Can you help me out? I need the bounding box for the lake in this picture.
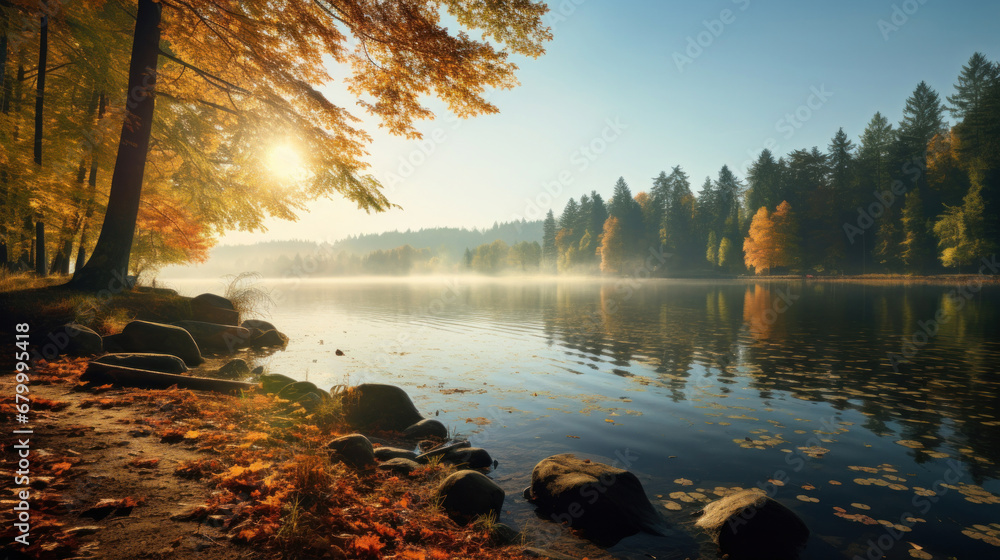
[163,276,1000,559]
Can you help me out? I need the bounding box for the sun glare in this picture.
[267,144,305,181]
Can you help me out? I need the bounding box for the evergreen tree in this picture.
[542,209,558,271]
[608,177,643,254]
[463,247,473,269]
[663,166,694,263]
[898,81,946,158]
[746,150,783,216]
[828,128,855,196]
[947,52,1000,120]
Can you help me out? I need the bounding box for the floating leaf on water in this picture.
[854,478,873,486]
[905,517,926,523]
[883,474,906,482]
[796,495,819,503]
[851,503,871,510]
[767,478,785,487]
[908,548,932,559]
[802,483,816,491]
[913,487,937,497]
[895,440,924,449]
[829,480,842,485]
[888,483,909,491]
[848,466,879,473]
[663,501,682,511]
[797,446,830,459]
[925,451,949,459]
[674,478,693,486]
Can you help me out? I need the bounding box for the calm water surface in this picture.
[166,277,1000,559]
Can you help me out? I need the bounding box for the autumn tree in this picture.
[65,0,551,290]
[743,206,776,274]
[597,216,625,274]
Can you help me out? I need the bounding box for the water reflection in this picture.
[540,280,1000,481]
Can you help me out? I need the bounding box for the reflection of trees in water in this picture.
[538,281,1000,478]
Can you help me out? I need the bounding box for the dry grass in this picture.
[223,271,274,321]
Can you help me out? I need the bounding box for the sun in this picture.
[266,144,305,181]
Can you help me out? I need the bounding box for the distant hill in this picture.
[159,220,543,278]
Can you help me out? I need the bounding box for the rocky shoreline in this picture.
[10,289,814,560]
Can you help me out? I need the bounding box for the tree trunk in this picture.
[35,221,45,276]
[34,3,48,166]
[68,0,162,291]
[75,232,86,273]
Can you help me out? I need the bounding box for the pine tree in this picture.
[542,209,557,271]
[900,191,934,272]
[746,150,782,215]
[898,81,946,157]
[828,128,855,196]
[608,177,643,254]
[947,52,1000,120]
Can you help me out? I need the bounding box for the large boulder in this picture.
[172,320,251,353]
[525,453,667,545]
[120,321,204,366]
[436,471,504,524]
[340,384,423,431]
[327,434,375,469]
[93,353,188,374]
[695,489,809,560]
[61,323,104,356]
[190,293,239,326]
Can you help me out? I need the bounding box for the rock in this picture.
[102,333,127,353]
[327,434,375,469]
[341,384,423,431]
[120,320,204,366]
[695,488,809,560]
[525,453,667,545]
[251,329,289,348]
[436,470,504,524]
[260,373,296,394]
[292,392,324,412]
[217,359,250,378]
[62,323,103,356]
[277,380,328,402]
[488,523,520,546]
[415,440,470,463]
[251,365,265,375]
[193,293,235,310]
[403,418,448,439]
[93,353,188,374]
[240,319,277,332]
[377,458,421,475]
[335,349,345,356]
[443,447,493,469]
[373,447,419,462]
[172,320,251,352]
[191,293,239,326]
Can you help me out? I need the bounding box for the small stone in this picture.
[403,418,448,439]
[327,434,375,469]
[377,458,421,475]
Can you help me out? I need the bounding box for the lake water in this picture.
[164,276,1000,559]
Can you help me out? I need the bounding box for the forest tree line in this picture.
[542,53,1000,276]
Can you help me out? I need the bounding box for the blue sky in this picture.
[221,0,1000,246]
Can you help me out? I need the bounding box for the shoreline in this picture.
[0,285,620,560]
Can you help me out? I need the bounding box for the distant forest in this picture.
[161,221,544,278]
[167,53,1000,280]
[543,52,1000,277]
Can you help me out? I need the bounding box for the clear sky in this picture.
[220,0,1000,246]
